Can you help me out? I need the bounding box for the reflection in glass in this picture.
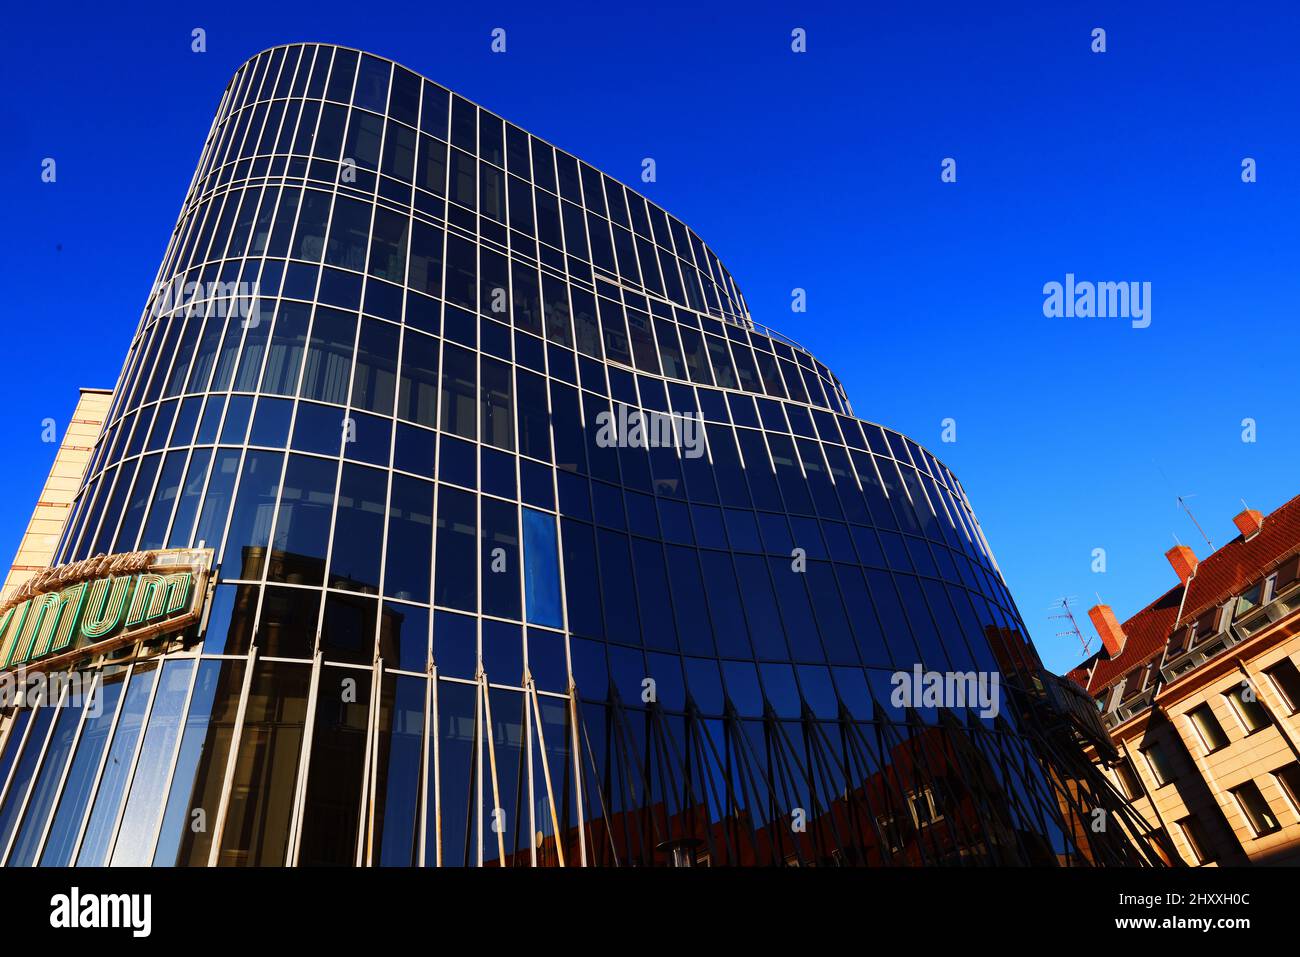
[217,661,310,865]
[75,663,158,866]
[40,672,127,866]
[373,674,425,865]
[6,691,85,865]
[111,660,196,865]
[298,665,372,865]
[432,680,477,866]
[163,660,246,866]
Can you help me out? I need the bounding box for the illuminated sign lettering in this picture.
[0,548,214,674]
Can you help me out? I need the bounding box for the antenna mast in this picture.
[1177,494,1214,551]
[1050,597,1092,656]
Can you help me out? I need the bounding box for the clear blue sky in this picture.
[3,1,1297,675]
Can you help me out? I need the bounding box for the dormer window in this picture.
[1187,605,1224,649]
[1238,582,1265,615]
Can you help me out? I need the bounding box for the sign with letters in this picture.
[0,548,214,674]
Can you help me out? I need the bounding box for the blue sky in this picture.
[3,1,1297,675]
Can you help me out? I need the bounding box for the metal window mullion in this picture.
[545,378,582,867]
[239,256,287,402]
[479,672,506,865]
[359,656,382,866]
[180,297,223,404]
[523,676,536,866]
[117,451,165,555]
[195,192,238,276]
[0,681,71,865]
[101,655,169,865]
[154,445,203,553]
[205,228,264,389]
[208,443,256,563]
[66,663,137,865]
[86,460,138,557]
[69,466,114,561]
[53,485,87,566]
[528,680,564,866]
[250,420,301,594]
[169,196,212,284]
[286,650,323,865]
[421,152,446,867]
[235,55,283,161]
[315,407,362,615]
[29,671,102,865]
[236,97,276,171]
[139,654,204,865]
[253,60,301,163]
[0,709,25,788]
[926,471,962,534]
[473,672,483,866]
[568,690,587,866]
[254,46,287,103]
[205,643,259,865]
[137,320,190,438]
[427,662,439,867]
[574,697,616,865]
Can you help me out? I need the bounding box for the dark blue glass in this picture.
[522,508,562,628]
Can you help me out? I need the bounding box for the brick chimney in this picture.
[1088,604,1126,658]
[1165,544,1198,585]
[1233,508,1263,539]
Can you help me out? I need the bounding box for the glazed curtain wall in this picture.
[0,45,1156,867]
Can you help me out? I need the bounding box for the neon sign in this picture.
[0,548,213,674]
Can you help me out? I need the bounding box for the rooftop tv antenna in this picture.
[1176,493,1214,552]
[1154,462,1216,552]
[1050,596,1092,656]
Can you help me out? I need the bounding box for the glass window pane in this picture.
[329,464,388,593]
[321,593,378,665]
[0,705,55,858]
[374,674,425,866]
[297,665,372,864]
[439,343,476,440]
[300,307,357,405]
[482,497,520,620]
[434,486,475,610]
[154,659,246,866]
[269,454,339,585]
[431,679,476,866]
[76,662,159,865]
[110,659,196,865]
[39,671,128,866]
[5,690,87,866]
[379,602,429,673]
[351,318,398,415]
[217,661,311,865]
[220,450,283,579]
[522,508,561,628]
[260,302,311,395]
[385,475,433,603]
[398,331,439,427]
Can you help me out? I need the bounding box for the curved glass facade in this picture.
[1,44,1167,867]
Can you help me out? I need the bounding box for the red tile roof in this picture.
[1067,494,1300,697]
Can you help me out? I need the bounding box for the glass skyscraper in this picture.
[0,44,1169,867]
